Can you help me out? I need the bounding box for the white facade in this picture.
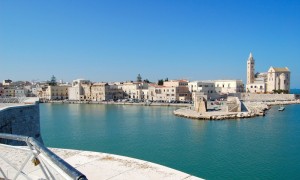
[14,89,26,97]
[118,82,148,100]
[68,79,91,101]
[214,80,244,94]
[2,80,12,86]
[246,80,266,93]
[267,67,290,92]
[245,53,291,94]
[188,81,219,100]
[247,53,255,84]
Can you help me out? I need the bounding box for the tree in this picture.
[137,74,142,82]
[158,79,164,85]
[49,75,57,86]
[165,78,168,82]
[143,79,150,83]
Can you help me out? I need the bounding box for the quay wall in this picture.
[236,93,297,101]
[0,104,43,145]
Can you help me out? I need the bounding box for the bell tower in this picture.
[247,52,255,84]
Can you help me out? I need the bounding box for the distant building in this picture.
[2,79,12,86]
[246,53,291,93]
[3,88,15,97]
[214,80,244,94]
[188,81,219,100]
[0,87,3,97]
[164,80,191,102]
[90,83,124,101]
[118,82,148,100]
[267,67,290,92]
[41,85,70,100]
[91,83,107,101]
[148,80,191,102]
[68,79,91,101]
[14,89,26,97]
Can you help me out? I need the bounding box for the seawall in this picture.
[0,103,43,145]
[238,93,297,101]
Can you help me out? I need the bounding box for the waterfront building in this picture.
[107,84,124,100]
[188,81,220,100]
[148,80,191,102]
[118,82,148,100]
[142,89,149,100]
[246,78,266,93]
[247,53,255,84]
[246,53,291,93]
[68,79,91,101]
[163,80,188,87]
[42,85,70,100]
[148,84,175,102]
[164,80,191,102]
[214,80,244,94]
[91,83,124,101]
[91,83,109,101]
[267,67,290,93]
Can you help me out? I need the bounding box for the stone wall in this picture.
[236,93,296,101]
[227,97,241,112]
[0,104,43,145]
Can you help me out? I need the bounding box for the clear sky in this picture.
[0,0,299,87]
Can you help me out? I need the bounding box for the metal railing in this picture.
[0,133,87,180]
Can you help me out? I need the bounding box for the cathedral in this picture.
[246,53,290,93]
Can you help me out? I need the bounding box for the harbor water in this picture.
[40,103,300,179]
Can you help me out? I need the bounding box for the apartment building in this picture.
[42,85,70,100]
[188,81,220,100]
[214,80,244,94]
[118,82,148,100]
[68,79,91,101]
[164,80,191,102]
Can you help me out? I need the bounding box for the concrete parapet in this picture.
[0,104,43,145]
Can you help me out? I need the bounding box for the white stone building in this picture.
[68,79,91,101]
[214,80,244,94]
[267,67,290,92]
[118,82,148,100]
[188,81,219,100]
[246,53,291,93]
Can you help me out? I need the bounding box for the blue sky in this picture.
[0,0,299,87]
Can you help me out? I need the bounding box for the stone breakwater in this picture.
[174,108,260,120]
[174,100,300,120]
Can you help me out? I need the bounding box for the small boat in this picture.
[278,105,285,111]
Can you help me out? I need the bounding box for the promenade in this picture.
[0,144,202,180]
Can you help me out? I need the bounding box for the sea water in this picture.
[40,103,300,179]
